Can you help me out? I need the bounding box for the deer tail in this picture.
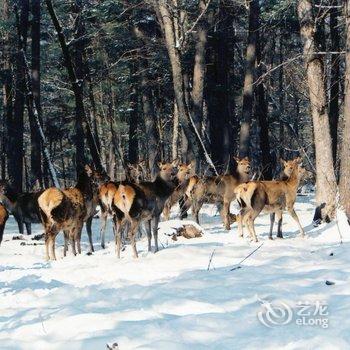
[38,188,64,225]
[114,184,136,214]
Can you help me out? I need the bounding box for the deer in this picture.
[182,156,251,230]
[112,160,178,258]
[268,157,303,239]
[98,161,147,250]
[162,161,194,221]
[0,181,43,236]
[0,204,9,245]
[234,160,305,242]
[38,165,108,260]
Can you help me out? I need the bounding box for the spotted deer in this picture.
[112,160,178,258]
[0,204,9,245]
[162,162,194,221]
[98,161,147,249]
[38,165,108,260]
[183,157,251,230]
[235,161,305,242]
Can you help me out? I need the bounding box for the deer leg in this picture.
[86,216,94,252]
[163,202,170,221]
[100,210,108,249]
[49,235,57,260]
[63,231,69,257]
[45,233,50,261]
[269,213,275,240]
[25,222,32,235]
[153,215,160,253]
[221,200,231,230]
[113,216,123,258]
[16,217,24,235]
[70,232,77,256]
[180,196,190,220]
[129,220,139,258]
[246,214,259,242]
[288,207,305,237]
[76,225,82,255]
[147,219,152,252]
[276,211,283,238]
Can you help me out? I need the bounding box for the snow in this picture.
[1,195,350,349]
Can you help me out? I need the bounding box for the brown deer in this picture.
[112,160,178,258]
[98,161,147,249]
[235,161,305,242]
[162,162,194,221]
[183,156,251,230]
[0,204,9,245]
[269,157,302,239]
[38,165,108,260]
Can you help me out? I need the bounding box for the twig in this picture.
[230,243,264,271]
[207,249,216,271]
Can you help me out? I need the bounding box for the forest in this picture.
[1,0,349,223]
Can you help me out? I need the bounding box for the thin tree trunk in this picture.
[128,63,139,164]
[239,0,259,158]
[29,0,43,188]
[256,32,272,180]
[339,0,350,221]
[10,0,29,191]
[172,101,179,160]
[329,0,340,166]
[156,1,197,159]
[2,0,13,180]
[298,0,337,221]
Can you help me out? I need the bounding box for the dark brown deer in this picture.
[0,204,9,245]
[0,181,42,235]
[235,161,305,242]
[162,162,194,220]
[38,165,108,260]
[112,161,178,258]
[183,157,251,230]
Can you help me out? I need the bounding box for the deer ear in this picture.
[187,162,192,169]
[158,162,163,168]
[139,160,146,166]
[84,164,93,176]
[172,159,179,167]
[295,156,302,164]
[233,156,239,162]
[280,158,286,165]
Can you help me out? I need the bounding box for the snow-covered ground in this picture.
[1,196,350,350]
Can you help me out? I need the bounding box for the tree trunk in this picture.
[128,63,139,164]
[329,0,340,166]
[256,32,272,180]
[172,101,179,160]
[339,0,350,221]
[10,0,29,191]
[206,5,232,172]
[156,1,197,160]
[239,0,259,158]
[1,0,13,180]
[298,0,337,222]
[45,0,103,174]
[140,61,159,178]
[29,0,43,188]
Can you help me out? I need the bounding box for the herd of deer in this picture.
[0,156,306,261]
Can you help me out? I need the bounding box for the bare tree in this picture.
[298,0,337,222]
[339,0,350,221]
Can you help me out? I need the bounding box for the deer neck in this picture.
[238,171,250,183]
[285,167,300,190]
[0,194,15,214]
[75,173,95,201]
